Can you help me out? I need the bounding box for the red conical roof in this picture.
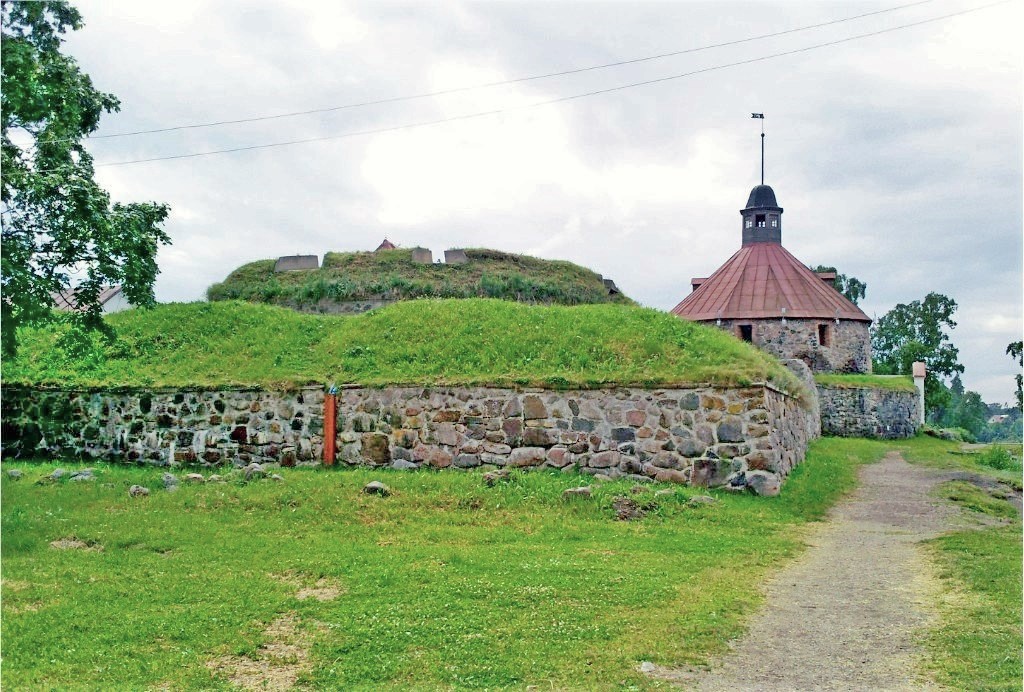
[375,239,397,251]
[671,243,870,322]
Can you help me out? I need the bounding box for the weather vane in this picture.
[751,113,765,185]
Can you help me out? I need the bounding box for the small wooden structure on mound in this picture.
[673,183,872,374]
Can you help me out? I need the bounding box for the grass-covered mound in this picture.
[206,248,632,309]
[814,373,916,393]
[3,299,803,393]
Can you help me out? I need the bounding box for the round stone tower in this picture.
[671,183,873,374]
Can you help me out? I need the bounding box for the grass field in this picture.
[2,437,880,689]
[925,523,1022,691]
[2,437,1019,689]
[206,248,632,308]
[2,299,803,393]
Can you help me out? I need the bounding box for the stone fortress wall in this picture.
[1,383,817,496]
[816,384,920,439]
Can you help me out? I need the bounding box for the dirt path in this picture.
[665,452,996,691]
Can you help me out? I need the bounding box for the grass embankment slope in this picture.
[0,437,879,689]
[207,248,632,308]
[3,299,802,392]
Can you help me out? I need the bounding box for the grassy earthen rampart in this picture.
[3,299,803,394]
[206,248,631,308]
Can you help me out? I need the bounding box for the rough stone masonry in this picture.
[1,382,818,496]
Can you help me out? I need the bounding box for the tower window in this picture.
[756,214,766,228]
[745,219,752,228]
[738,325,753,342]
[771,216,778,227]
[818,324,830,346]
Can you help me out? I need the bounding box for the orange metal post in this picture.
[323,392,337,465]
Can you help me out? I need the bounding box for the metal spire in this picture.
[752,113,765,184]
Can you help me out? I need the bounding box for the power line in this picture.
[87,0,1011,168]
[87,0,939,140]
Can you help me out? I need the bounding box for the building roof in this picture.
[375,239,397,251]
[671,242,870,322]
[51,285,124,312]
[745,184,781,209]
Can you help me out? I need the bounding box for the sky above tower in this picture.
[61,0,1022,403]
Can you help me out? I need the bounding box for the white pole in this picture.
[912,362,926,425]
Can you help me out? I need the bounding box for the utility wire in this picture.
[88,0,1011,168]
[87,0,938,140]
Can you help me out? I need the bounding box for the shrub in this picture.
[977,446,1022,472]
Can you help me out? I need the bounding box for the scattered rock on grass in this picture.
[612,496,647,521]
[593,473,614,483]
[630,485,649,495]
[69,469,95,482]
[655,489,676,498]
[162,473,179,491]
[483,469,511,487]
[49,537,103,552]
[562,486,592,499]
[207,474,224,483]
[270,473,284,482]
[6,469,23,480]
[185,473,205,484]
[363,481,391,497]
[639,661,657,674]
[37,468,65,484]
[244,463,265,481]
[129,485,150,498]
[746,470,781,497]
[687,495,717,507]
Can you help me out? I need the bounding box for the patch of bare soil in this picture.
[205,613,325,690]
[651,452,997,691]
[4,601,42,614]
[1,579,31,592]
[269,572,345,601]
[295,578,343,602]
[49,537,103,552]
[942,471,1023,513]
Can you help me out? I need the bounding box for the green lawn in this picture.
[3,437,1018,689]
[925,523,1022,691]
[2,437,875,689]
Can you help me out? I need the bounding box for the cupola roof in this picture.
[745,184,780,209]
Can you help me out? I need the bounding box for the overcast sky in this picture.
[62,0,1021,403]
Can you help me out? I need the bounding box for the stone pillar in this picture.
[912,362,926,425]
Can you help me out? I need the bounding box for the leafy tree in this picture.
[951,390,989,439]
[1,1,169,357]
[1008,341,1022,410]
[871,292,963,417]
[808,265,867,305]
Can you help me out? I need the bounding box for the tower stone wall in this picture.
[713,318,872,374]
